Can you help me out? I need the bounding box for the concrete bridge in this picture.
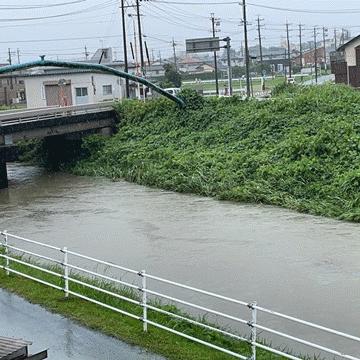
[0,103,118,189]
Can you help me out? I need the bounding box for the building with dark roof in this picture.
[331,35,360,87]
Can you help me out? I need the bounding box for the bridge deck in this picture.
[0,336,47,360]
[0,103,114,126]
[0,103,117,147]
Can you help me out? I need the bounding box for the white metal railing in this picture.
[0,103,114,126]
[0,231,359,360]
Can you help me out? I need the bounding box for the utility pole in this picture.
[144,41,150,66]
[17,49,20,64]
[286,22,292,78]
[323,27,328,72]
[84,46,89,61]
[8,48,12,65]
[314,27,318,84]
[136,0,145,76]
[334,28,338,50]
[211,13,220,96]
[257,16,264,67]
[299,24,303,70]
[225,37,233,96]
[7,49,13,91]
[284,48,287,81]
[129,14,141,99]
[121,0,130,98]
[340,28,345,46]
[241,0,251,97]
[172,38,178,71]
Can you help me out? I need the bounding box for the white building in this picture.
[24,69,126,108]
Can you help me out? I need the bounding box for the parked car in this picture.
[287,77,296,84]
[164,88,181,95]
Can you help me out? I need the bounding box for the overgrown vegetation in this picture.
[67,84,360,221]
[160,63,182,88]
[0,254,294,360]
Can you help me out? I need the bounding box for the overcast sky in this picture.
[1,0,360,64]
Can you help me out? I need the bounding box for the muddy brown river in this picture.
[0,163,359,358]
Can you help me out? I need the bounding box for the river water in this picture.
[0,163,359,358]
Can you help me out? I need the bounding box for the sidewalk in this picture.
[0,289,165,360]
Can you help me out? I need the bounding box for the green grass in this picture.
[0,254,298,360]
[69,84,360,222]
[0,104,26,111]
[182,76,311,93]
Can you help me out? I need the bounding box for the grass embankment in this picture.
[71,85,360,222]
[182,76,311,93]
[0,256,290,360]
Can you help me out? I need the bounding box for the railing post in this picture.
[140,270,148,332]
[62,247,69,298]
[3,230,9,276]
[248,301,257,360]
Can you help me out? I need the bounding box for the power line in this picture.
[152,0,239,4]
[247,1,360,14]
[0,0,117,22]
[0,11,118,28]
[145,0,360,13]
[0,1,87,10]
[0,34,122,44]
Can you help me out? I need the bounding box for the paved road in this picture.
[303,74,335,85]
[0,289,165,360]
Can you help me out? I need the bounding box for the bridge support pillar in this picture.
[0,160,8,189]
[99,127,113,137]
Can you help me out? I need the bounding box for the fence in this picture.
[0,231,359,360]
[0,103,113,126]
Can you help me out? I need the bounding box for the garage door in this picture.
[45,84,72,106]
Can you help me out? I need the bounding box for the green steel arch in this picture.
[0,57,185,107]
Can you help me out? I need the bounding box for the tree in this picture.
[161,63,182,88]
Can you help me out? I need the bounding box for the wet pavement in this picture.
[0,289,165,360]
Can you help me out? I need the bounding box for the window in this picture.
[41,85,45,100]
[103,85,112,95]
[75,87,88,97]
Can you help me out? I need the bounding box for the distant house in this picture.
[177,55,215,74]
[145,62,166,78]
[262,53,289,73]
[193,63,215,74]
[24,68,126,108]
[0,65,26,106]
[293,47,325,68]
[331,35,360,87]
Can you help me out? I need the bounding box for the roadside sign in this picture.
[186,37,220,53]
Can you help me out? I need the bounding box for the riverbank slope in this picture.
[72,85,360,221]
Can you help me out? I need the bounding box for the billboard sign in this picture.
[186,37,220,53]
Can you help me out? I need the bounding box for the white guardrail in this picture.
[0,103,114,126]
[0,231,359,360]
